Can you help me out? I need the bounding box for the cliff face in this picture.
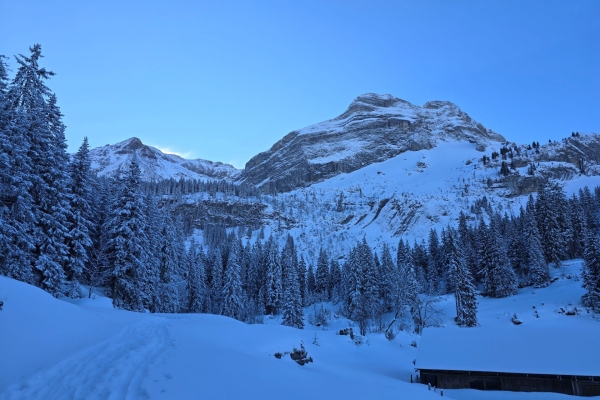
[89,137,240,181]
[237,93,506,193]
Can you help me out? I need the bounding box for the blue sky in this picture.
[2,0,599,168]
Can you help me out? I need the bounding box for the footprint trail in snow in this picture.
[2,319,170,400]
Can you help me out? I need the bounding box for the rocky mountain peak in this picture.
[119,137,144,152]
[238,93,506,193]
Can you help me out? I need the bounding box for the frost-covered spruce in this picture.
[582,231,600,312]
[222,238,244,320]
[0,54,36,283]
[7,45,71,296]
[104,158,152,311]
[185,239,205,313]
[281,245,304,329]
[315,247,330,301]
[329,258,342,302]
[447,229,478,327]
[264,235,282,315]
[522,203,550,288]
[64,137,94,295]
[480,217,517,298]
[379,243,397,312]
[154,206,183,313]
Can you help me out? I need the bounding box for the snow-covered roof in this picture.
[417,326,600,376]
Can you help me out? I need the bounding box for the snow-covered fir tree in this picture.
[582,230,600,312]
[104,158,154,311]
[315,247,330,301]
[522,200,551,288]
[64,137,95,297]
[264,235,282,315]
[447,228,478,327]
[281,241,304,329]
[222,237,244,319]
[185,239,205,313]
[481,217,518,298]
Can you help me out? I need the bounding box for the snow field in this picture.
[2,260,599,399]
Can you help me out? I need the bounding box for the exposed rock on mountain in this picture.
[237,93,506,193]
[89,137,240,181]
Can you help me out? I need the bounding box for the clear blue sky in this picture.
[2,0,599,168]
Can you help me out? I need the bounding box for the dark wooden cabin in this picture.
[416,327,600,397]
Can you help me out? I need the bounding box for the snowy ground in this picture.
[1,261,598,399]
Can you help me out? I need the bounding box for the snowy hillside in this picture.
[1,261,597,400]
[193,137,600,262]
[89,137,240,181]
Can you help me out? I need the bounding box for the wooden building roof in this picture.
[416,326,600,377]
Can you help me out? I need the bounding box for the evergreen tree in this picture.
[379,243,397,311]
[523,206,550,288]
[64,137,95,297]
[207,246,224,314]
[315,247,330,301]
[7,45,71,296]
[306,262,316,305]
[185,239,205,313]
[481,217,518,298]
[582,231,600,312]
[264,235,282,315]
[155,208,182,313]
[329,258,342,302]
[104,159,153,311]
[281,247,304,329]
[222,238,244,319]
[0,54,36,283]
[447,229,478,327]
[427,229,442,294]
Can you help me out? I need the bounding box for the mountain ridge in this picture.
[89,137,241,181]
[238,93,506,193]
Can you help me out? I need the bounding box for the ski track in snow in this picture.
[1,319,170,400]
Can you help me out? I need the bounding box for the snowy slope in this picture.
[2,262,598,399]
[0,276,438,400]
[89,137,240,181]
[245,136,600,262]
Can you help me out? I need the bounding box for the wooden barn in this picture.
[416,327,600,397]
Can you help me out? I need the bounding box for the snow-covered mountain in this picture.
[238,93,505,193]
[89,137,241,181]
[87,95,600,260]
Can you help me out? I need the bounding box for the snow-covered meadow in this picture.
[1,261,598,399]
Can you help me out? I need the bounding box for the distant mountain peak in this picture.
[89,137,240,181]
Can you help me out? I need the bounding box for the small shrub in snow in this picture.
[385,329,397,341]
[511,313,522,325]
[312,333,320,346]
[410,340,418,348]
[353,335,368,346]
[290,343,313,366]
[558,305,580,316]
[338,327,354,338]
[274,352,283,359]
